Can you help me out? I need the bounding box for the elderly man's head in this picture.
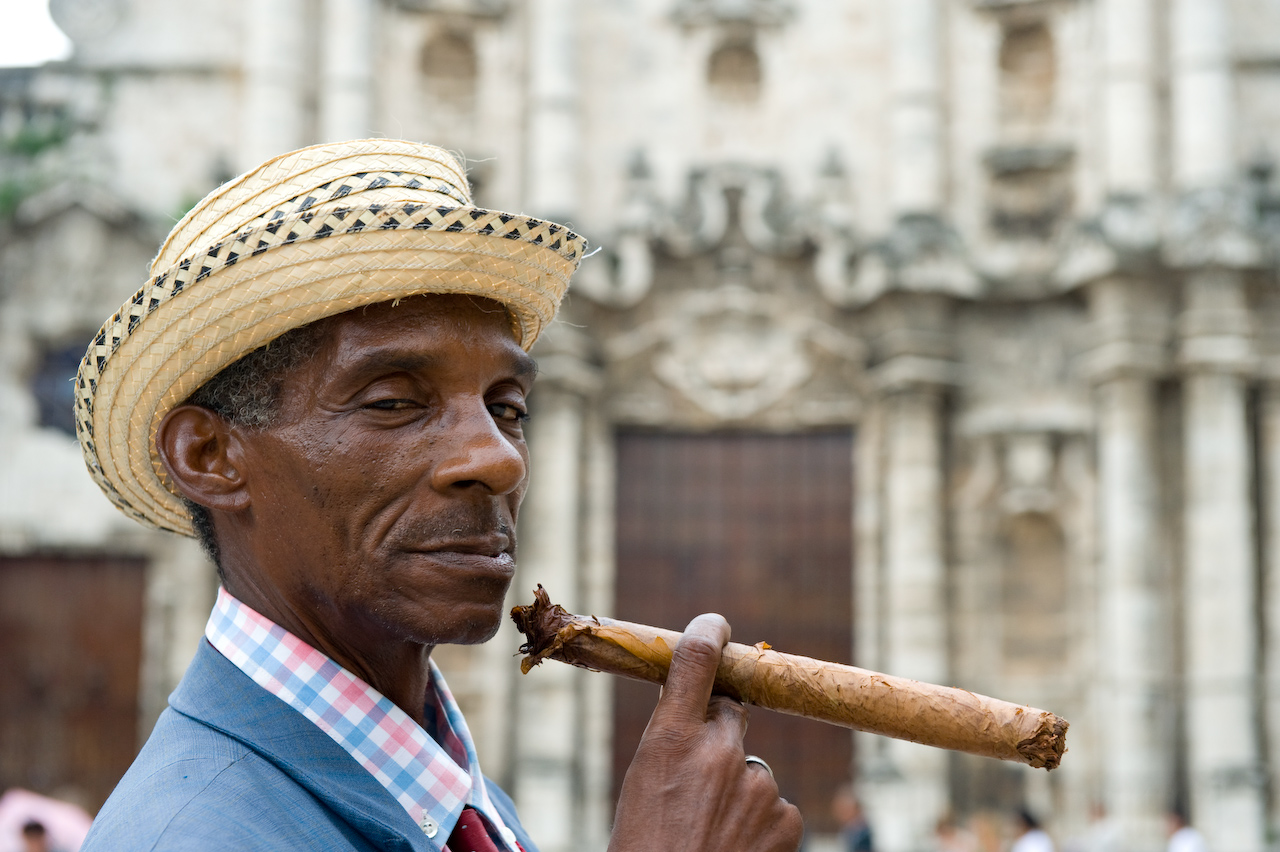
[74,139,583,541]
[158,293,533,655]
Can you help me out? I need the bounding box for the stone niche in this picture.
[983,10,1075,243]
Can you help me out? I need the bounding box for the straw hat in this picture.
[74,138,587,536]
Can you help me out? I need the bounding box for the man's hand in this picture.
[608,614,804,852]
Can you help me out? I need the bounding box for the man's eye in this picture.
[367,399,416,411]
[488,402,529,422]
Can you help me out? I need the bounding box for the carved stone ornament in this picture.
[606,285,863,421]
[1164,188,1264,270]
[818,214,981,307]
[573,157,811,308]
[1054,195,1160,290]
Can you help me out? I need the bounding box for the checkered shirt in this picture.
[206,587,520,850]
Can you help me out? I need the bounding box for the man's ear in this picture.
[156,405,251,512]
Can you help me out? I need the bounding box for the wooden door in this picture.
[612,430,855,835]
[0,554,146,812]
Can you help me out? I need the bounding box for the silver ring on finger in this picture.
[744,754,774,779]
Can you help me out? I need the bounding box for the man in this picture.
[1166,807,1208,852]
[75,139,802,851]
[832,785,873,852]
[1010,810,1055,852]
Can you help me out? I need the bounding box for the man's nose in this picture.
[430,402,527,495]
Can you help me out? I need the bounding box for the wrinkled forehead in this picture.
[300,293,531,375]
[320,292,516,336]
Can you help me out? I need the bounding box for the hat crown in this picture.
[154,139,474,275]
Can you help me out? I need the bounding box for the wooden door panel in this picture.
[0,555,146,811]
[612,430,855,834]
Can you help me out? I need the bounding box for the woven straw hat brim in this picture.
[74,139,586,537]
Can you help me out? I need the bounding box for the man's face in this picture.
[229,294,535,661]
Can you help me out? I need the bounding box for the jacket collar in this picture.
[169,639,440,852]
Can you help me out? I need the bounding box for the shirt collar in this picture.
[205,587,519,849]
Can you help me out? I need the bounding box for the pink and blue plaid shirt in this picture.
[205,587,521,851]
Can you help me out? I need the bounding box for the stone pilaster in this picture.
[319,0,374,142]
[889,0,943,216]
[1101,0,1158,195]
[510,324,599,852]
[1178,267,1265,852]
[240,0,309,167]
[1260,375,1280,839]
[577,402,617,852]
[1085,275,1172,852]
[861,293,953,852]
[1167,0,1265,826]
[1171,0,1234,189]
[525,0,580,220]
[138,535,216,732]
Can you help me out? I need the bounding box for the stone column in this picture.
[511,387,582,852]
[889,0,943,216]
[1101,0,1158,195]
[1171,0,1234,189]
[137,535,216,732]
[240,0,309,166]
[578,404,617,852]
[525,0,580,220]
[862,295,952,852]
[1086,276,1171,852]
[319,0,374,143]
[1170,3,1264,845]
[1261,377,1280,836]
[510,326,598,852]
[1179,269,1264,852]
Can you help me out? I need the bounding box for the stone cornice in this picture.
[1163,189,1264,271]
[529,324,603,397]
[1055,197,1161,291]
[670,0,796,28]
[1176,267,1257,376]
[818,214,982,308]
[871,354,960,395]
[1082,338,1169,384]
[385,0,508,17]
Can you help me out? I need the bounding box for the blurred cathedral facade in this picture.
[4,1,1280,851]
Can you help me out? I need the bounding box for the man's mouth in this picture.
[405,539,516,574]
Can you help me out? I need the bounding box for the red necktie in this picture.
[447,806,525,852]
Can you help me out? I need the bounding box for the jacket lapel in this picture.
[169,639,440,852]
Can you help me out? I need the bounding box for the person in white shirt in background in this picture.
[1063,802,1120,852]
[1166,807,1209,852]
[1011,810,1055,852]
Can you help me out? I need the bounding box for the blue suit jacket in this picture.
[83,639,539,851]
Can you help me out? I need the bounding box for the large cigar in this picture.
[511,586,1068,770]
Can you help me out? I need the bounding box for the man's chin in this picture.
[419,605,506,647]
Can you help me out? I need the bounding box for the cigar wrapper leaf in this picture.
[511,586,1068,770]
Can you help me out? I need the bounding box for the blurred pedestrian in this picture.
[0,790,90,852]
[1166,807,1208,852]
[19,822,50,852]
[1065,802,1119,852]
[970,811,1004,852]
[1011,809,1055,852]
[832,785,874,852]
[934,812,977,852]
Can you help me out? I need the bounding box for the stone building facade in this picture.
[3,1,1280,851]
